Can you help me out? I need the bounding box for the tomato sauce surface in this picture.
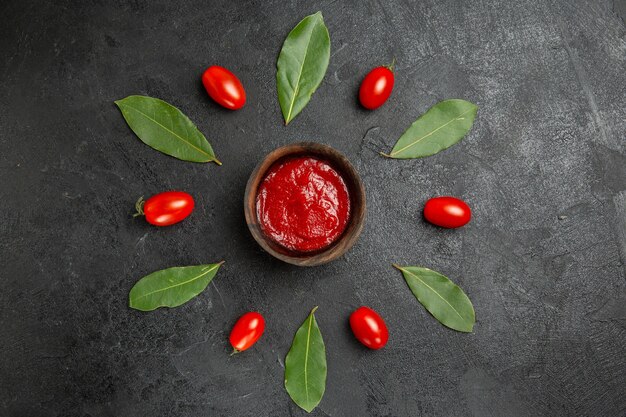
[256,156,351,253]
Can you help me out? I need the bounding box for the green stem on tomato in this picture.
[133,196,145,217]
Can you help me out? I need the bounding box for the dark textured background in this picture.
[1,0,625,416]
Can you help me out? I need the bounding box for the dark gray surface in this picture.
[1,0,625,416]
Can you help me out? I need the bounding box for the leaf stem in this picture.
[133,196,145,217]
[379,151,392,158]
[310,306,319,315]
[213,158,223,166]
[391,263,403,271]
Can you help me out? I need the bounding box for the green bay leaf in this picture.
[384,99,478,159]
[394,265,475,332]
[277,12,330,125]
[115,95,221,165]
[284,306,327,413]
[129,262,224,311]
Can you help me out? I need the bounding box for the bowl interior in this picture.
[244,142,366,266]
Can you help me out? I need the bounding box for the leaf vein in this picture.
[401,267,465,321]
[303,312,313,405]
[120,103,213,161]
[285,21,317,123]
[131,264,219,303]
[390,107,474,157]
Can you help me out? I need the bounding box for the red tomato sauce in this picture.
[256,156,351,253]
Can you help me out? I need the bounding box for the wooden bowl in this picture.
[244,142,366,267]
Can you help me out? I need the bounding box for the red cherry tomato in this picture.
[229,312,265,353]
[349,306,389,350]
[359,64,395,110]
[136,191,194,226]
[201,65,246,110]
[423,196,471,228]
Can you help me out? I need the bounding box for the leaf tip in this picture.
[391,263,403,271]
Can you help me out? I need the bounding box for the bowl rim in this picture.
[244,142,366,267]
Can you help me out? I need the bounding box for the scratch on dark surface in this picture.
[211,280,226,310]
[557,20,611,147]
[135,232,148,250]
[588,295,626,326]
[359,126,386,156]
[62,191,80,199]
[317,408,334,417]
[613,192,626,276]
[330,42,347,58]
[172,338,210,357]
[374,0,394,29]
[613,0,626,24]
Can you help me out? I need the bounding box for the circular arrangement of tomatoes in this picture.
[136,191,195,226]
[201,65,246,110]
[423,196,471,228]
[349,306,389,350]
[229,312,266,353]
[358,63,395,110]
[129,56,478,363]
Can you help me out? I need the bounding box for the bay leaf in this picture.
[277,12,330,125]
[383,99,478,159]
[394,265,475,332]
[129,262,224,311]
[284,306,327,413]
[115,95,221,165]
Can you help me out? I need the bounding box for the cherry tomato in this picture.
[229,312,265,353]
[359,63,395,110]
[423,196,471,228]
[201,65,246,110]
[349,306,389,350]
[135,191,194,226]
